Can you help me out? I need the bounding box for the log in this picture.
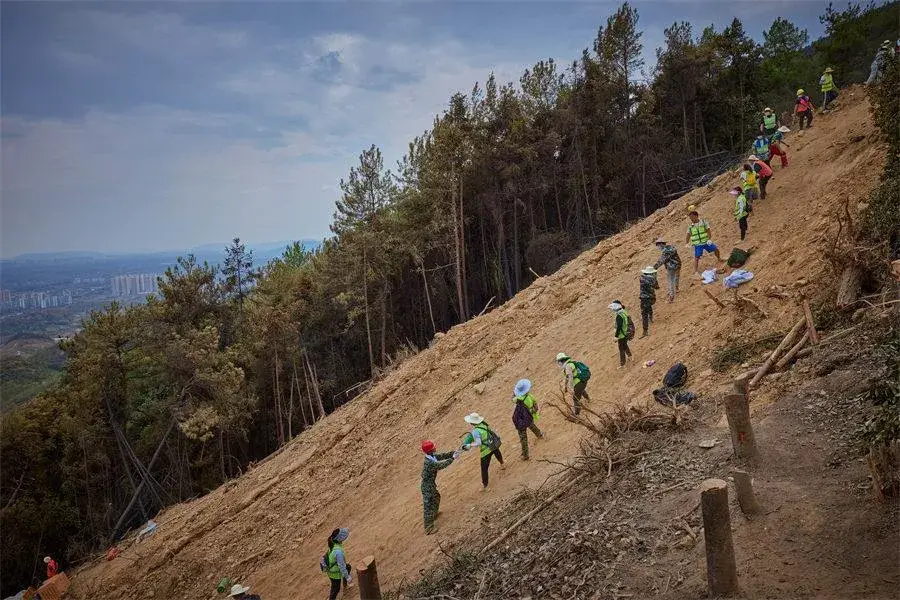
[480,474,585,555]
[700,479,739,596]
[774,331,809,370]
[357,555,382,600]
[802,299,819,344]
[730,469,762,515]
[794,326,859,360]
[724,392,757,459]
[704,288,726,308]
[836,265,862,309]
[749,317,806,388]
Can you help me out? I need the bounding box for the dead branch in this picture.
[476,296,495,317]
[775,331,810,370]
[749,317,805,387]
[703,288,726,308]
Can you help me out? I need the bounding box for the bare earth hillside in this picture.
[69,90,886,600]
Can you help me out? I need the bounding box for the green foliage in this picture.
[816,1,899,83]
[854,333,900,453]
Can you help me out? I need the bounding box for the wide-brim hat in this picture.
[608,302,623,311]
[747,154,759,161]
[729,189,741,196]
[514,379,532,397]
[333,528,350,542]
[555,352,569,362]
[43,557,51,564]
[777,126,791,133]
[825,67,834,73]
[654,237,666,245]
[464,412,485,425]
[641,266,658,275]
[229,584,251,596]
[763,107,772,113]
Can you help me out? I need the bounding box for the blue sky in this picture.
[1,1,831,258]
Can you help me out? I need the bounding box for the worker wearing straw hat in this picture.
[760,107,780,136]
[820,67,838,111]
[653,238,681,303]
[555,352,591,415]
[638,266,659,338]
[420,439,459,534]
[511,379,544,460]
[461,413,504,489]
[228,583,261,600]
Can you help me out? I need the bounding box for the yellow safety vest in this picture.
[821,73,834,92]
[688,221,710,245]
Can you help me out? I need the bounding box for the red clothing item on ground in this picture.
[47,559,59,579]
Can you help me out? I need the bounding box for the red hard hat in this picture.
[421,440,436,453]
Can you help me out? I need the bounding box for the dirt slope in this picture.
[69,89,886,600]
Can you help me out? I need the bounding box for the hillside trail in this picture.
[69,89,885,600]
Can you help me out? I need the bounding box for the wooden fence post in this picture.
[358,555,382,600]
[731,469,762,515]
[700,479,739,596]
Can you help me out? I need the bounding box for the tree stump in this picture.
[358,555,382,600]
[724,390,757,459]
[731,469,762,515]
[700,479,739,596]
[836,265,862,309]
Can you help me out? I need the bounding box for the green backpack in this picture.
[571,360,591,382]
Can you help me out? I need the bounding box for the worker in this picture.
[741,163,759,201]
[420,440,459,534]
[609,301,633,369]
[228,583,261,600]
[44,556,58,579]
[461,413,504,489]
[795,89,814,130]
[753,134,771,165]
[760,107,780,136]
[685,210,722,274]
[769,126,790,168]
[653,238,681,303]
[320,528,352,600]
[555,352,591,415]
[867,41,894,85]
[731,186,750,241]
[820,67,838,111]
[748,155,773,200]
[511,379,544,460]
[638,267,659,338]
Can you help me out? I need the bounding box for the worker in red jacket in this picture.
[44,556,59,579]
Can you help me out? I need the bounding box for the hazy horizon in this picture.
[1,1,831,259]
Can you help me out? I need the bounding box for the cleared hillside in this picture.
[69,89,886,600]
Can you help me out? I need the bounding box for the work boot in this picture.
[520,454,529,461]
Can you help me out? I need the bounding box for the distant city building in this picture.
[110,274,159,297]
[0,290,10,302]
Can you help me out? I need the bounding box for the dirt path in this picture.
[69,90,888,600]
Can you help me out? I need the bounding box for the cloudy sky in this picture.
[1,1,830,258]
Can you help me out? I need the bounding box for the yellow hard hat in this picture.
[796,88,804,95]
[687,204,696,212]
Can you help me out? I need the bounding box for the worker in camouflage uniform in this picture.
[420,439,459,534]
[653,238,681,303]
[638,266,659,337]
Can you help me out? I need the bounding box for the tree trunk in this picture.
[700,479,739,596]
[450,167,466,321]
[419,266,436,336]
[292,362,309,429]
[362,248,376,378]
[459,175,469,318]
[274,348,284,447]
[380,288,388,367]
[730,469,762,515]
[219,428,226,481]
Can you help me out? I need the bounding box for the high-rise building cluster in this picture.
[0,290,73,310]
[110,274,159,297]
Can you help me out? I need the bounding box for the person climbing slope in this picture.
[741,163,760,201]
[653,238,681,303]
[511,379,544,460]
[769,126,790,168]
[795,89,814,130]
[461,413,504,489]
[420,440,459,534]
[44,556,58,580]
[820,67,838,111]
[685,210,722,274]
[638,267,659,338]
[748,155,773,200]
[555,352,591,415]
[760,107,780,136]
[610,301,633,369]
[731,186,750,241]
[320,528,352,600]
[753,134,771,165]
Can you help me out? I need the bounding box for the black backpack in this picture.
[663,362,688,388]
[625,316,636,340]
[477,424,502,450]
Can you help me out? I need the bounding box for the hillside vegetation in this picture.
[1,1,898,595]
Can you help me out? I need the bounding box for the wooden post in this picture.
[358,555,382,600]
[700,479,739,596]
[774,331,809,370]
[749,317,805,388]
[730,469,762,515]
[802,299,819,344]
[724,379,757,459]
